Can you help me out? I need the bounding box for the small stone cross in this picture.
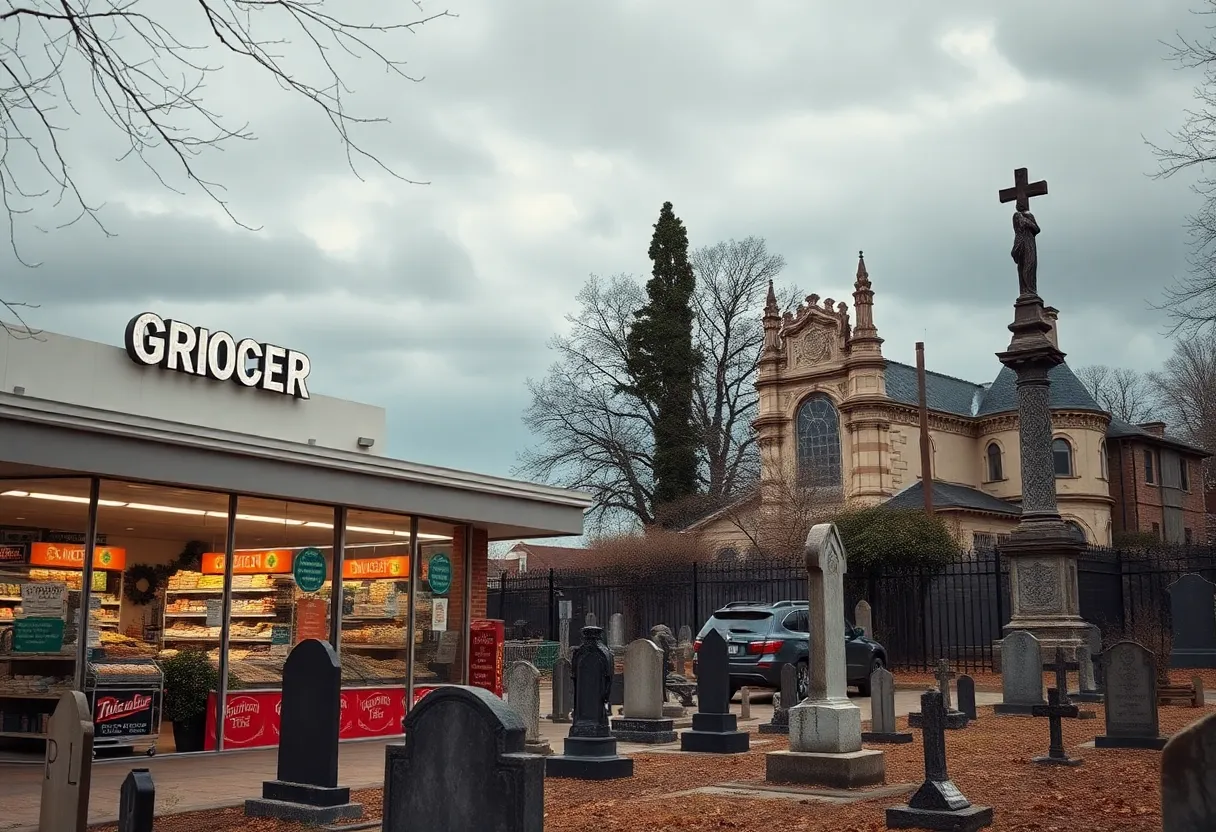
[935,659,956,712]
[1046,646,1073,707]
[1031,688,1081,766]
[906,689,972,812]
[998,167,1048,213]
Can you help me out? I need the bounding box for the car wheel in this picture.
[857,656,883,696]
[795,661,809,701]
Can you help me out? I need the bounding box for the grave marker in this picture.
[39,691,93,832]
[1161,711,1216,832]
[118,769,155,832]
[1072,644,1103,703]
[245,639,363,823]
[549,656,572,723]
[383,685,544,832]
[607,613,626,653]
[1031,688,1082,766]
[861,666,912,744]
[546,626,633,779]
[909,659,967,729]
[1095,640,1169,750]
[994,630,1045,715]
[611,639,675,743]
[758,663,796,735]
[854,599,873,638]
[506,661,551,756]
[584,612,597,628]
[886,690,993,831]
[739,687,751,721]
[681,629,749,753]
[1168,574,1216,668]
[1045,645,1095,718]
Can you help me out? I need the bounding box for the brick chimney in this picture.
[1042,306,1060,349]
[1137,421,1167,438]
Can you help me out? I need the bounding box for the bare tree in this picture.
[1,1,449,258]
[1148,331,1216,488]
[723,464,842,561]
[1149,1,1216,333]
[1075,364,1159,423]
[515,238,797,533]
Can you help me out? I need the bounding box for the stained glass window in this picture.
[796,394,842,490]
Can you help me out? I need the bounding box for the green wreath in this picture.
[123,563,161,605]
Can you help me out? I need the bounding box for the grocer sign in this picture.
[124,312,311,399]
[293,547,328,594]
[427,552,452,596]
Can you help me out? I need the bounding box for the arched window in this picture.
[716,546,739,563]
[796,394,842,490]
[1065,520,1087,542]
[1099,441,1108,480]
[1052,437,1073,477]
[986,443,1003,482]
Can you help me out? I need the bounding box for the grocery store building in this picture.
[0,312,590,758]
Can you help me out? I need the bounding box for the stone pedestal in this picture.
[546,736,634,780]
[610,717,676,744]
[758,708,790,735]
[680,712,749,753]
[246,782,362,825]
[886,803,994,831]
[765,699,886,788]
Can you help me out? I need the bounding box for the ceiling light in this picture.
[347,525,397,536]
[204,511,304,526]
[126,503,206,516]
[305,521,334,530]
[2,490,29,497]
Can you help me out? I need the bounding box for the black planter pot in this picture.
[171,717,206,753]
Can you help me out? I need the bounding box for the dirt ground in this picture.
[91,701,1212,832]
[895,667,1216,693]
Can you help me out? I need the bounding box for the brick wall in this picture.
[445,525,490,680]
[1108,437,1207,540]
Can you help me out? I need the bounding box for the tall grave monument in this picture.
[993,167,1088,660]
[546,626,633,779]
[766,524,885,788]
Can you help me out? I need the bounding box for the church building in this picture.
[690,253,1210,555]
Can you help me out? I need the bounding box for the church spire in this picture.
[850,250,882,350]
[761,279,781,355]
[764,280,778,317]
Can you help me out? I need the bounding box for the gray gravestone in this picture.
[1072,645,1102,703]
[854,599,873,638]
[611,639,675,743]
[118,769,155,832]
[861,666,912,744]
[246,639,362,822]
[39,691,94,832]
[957,674,977,721]
[678,624,692,649]
[1085,624,1105,691]
[607,613,626,653]
[546,626,633,779]
[886,690,993,831]
[1161,712,1216,831]
[681,629,749,753]
[909,659,967,729]
[506,661,550,755]
[585,611,596,628]
[759,663,796,735]
[1169,574,1216,668]
[1095,640,1169,750]
[767,523,885,788]
[994,630,1045,715]
[558,618,571,660]
[549,656,572,723]
[384,685,544,832]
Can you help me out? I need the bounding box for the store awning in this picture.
[0,394,590,541]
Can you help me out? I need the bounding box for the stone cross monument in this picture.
[994,167,1088,661]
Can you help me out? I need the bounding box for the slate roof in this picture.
[973,364,1105,416]
[1106,417,1211,458]
[885,362,986,417]
[884,480,1021,517]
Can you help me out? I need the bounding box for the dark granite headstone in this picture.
[546,626,633,779]
[680,629,748,753]
[1031,688,1082,766]
[609,672,625,708]
[1169,574,1216,669]
[1096,640,1169,750]
[118,769,154,832]
[759,663,796,735]
[245,639,363,823]
[886,690,993,831]
[957,674,977,721]
[1044,645,1095,719]
[549,656,572,723]
[383,685,543,832]
[908,659,968,729]
[1161,712,1216,831]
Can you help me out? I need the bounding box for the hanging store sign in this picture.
[124,312,312,399]
[292,548,327,593]
[201,550,292,575]
[427,552,452,596]
[29,543,126,571]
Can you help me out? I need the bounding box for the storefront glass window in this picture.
[0,478,93,755]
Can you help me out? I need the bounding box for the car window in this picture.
[697,611,773,638]
[782,610,808,632]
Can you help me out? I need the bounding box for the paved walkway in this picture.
[0,689,1001,831]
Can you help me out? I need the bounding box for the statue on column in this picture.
[1011,210,1040,297]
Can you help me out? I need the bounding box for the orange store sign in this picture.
[202,550,294,575]
[342,556,408,580]
[29,543,126,571]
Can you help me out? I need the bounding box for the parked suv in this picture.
[693,600,887,699]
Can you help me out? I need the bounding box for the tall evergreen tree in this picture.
[625,201,702,522]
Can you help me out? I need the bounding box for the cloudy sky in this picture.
[1,0,1208,481]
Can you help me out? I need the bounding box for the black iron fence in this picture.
[487,544,1216,674]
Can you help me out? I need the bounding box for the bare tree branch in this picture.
[1147,330,1216,489]
[723,463,841,561]
[1075,364,1159,423]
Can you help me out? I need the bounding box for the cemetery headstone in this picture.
[678,624,692,652]
[861,666,913,744]
[677,624,693,675]
[758,662,796,735]
[766,523,885,788]
[1031,688,1082,766]
[610,639,675,743]
[506,661,551,756]
[1085,624,1105,692]
[1095,640,1169,750]
[993,630,1045,715]
[886,690,993,831]
[854,599,873,638]
[383,685,544,832]
[1195,675,1207,708]
[245,639,363,823]
[546,626,633,779]
[1160,711,1216,832]
[118,769,155,832]
[1072,644,1103,703]
[739,687,751,721]
[1169,574,1216,668]
[39,691,94,832]
[558,617,571,661]
[957,674,977,722]
[607,613,626,654]
[909,659,967,729]
[585,611,597,628]
[1045,645,1095,719]
[681,629,750,753]
[549,656,572,723]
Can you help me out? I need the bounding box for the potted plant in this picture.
[161,650,239,753]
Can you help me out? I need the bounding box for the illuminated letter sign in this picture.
[124,312,311,399]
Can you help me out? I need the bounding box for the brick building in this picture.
[1106,419,1211,544]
